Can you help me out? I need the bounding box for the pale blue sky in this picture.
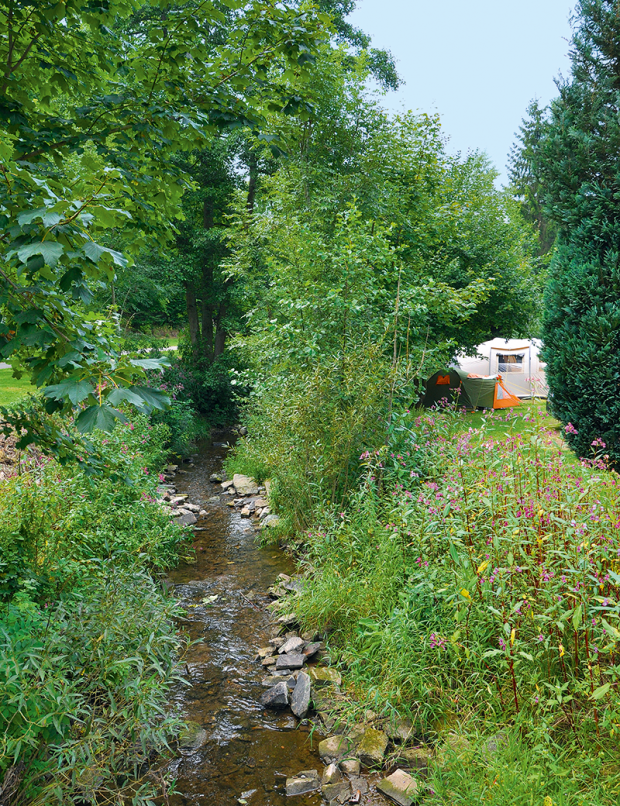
[348,0,575,184]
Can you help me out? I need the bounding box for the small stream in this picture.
[164,435,326,806]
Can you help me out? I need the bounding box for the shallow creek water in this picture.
[164,436,326,806]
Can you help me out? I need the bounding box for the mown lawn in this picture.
[460,397,563,442]
[0,368,36,406]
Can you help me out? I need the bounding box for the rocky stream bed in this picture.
[158,434,430,806]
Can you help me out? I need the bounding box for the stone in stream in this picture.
[261,656,277,667]
[232,474,259,496]
[349,777,368,795]
[275,653,305,670]
[255,647,276,659]
[268,636,287,648]
[357,727,388,767]
[278,636,305,655]
[285,770,319,796]
[199,509,208,517]
[322,763,342,786]
[209,472,223,483]
[377,769,419,806]
[322,780,351,803]
[260,681,289,709]
[221,479,235,490]
[240,506,252,518]
[318,735,353,764]
[166,464,178,473]
[176,512,197,526]
[341,758,361,775]
[290,672,311,718]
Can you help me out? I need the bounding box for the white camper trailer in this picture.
[456,338,548,398]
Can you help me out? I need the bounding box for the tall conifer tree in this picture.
[535,1,620,464]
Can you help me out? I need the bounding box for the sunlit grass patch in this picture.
[0,367,35,406]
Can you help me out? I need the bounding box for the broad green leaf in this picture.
[572,604,582,631]
[592,683,611,700]
[75,404,126,433]
[17,241,64,266]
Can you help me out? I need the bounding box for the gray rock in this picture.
[176,512,197,526]
[261,656,277,667]
[285,771,319,796]
[302,641,322,658]
[318,735,353,763]
[377,769,419,806]
[259,681,289,709]
[239,426,248,436]
[357,727,388,767]
[340,759,361,775]
[198,509,208,517]
[240,506,252,517]
[276,653,305,670]
[166,464,178,473]
[209,473,223,483]
[221,479,235,490]
[322,780,350,802]
[348,777,368,795]
[322,763,342,786]
[178,720,207,752]
[233,474,259,496]
[256,647,276,659]
[279,636,305,655]
[269,636,287,648]
[290,672,311,718]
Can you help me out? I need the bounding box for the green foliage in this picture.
[285,408,620,803]
[0,415,191,803]
[525,1,620,466]
[0,0,328,446]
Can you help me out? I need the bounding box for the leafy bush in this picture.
[0,415,190,804]
[226,345,391,531]
[287,407,620,803]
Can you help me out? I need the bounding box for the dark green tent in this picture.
[423,369,498,410]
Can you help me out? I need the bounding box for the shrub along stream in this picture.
[230,405,620,805]
[0,415,190,805]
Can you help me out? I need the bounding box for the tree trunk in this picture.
[185,284,200,357]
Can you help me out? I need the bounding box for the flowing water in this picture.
[165,436,325,806]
